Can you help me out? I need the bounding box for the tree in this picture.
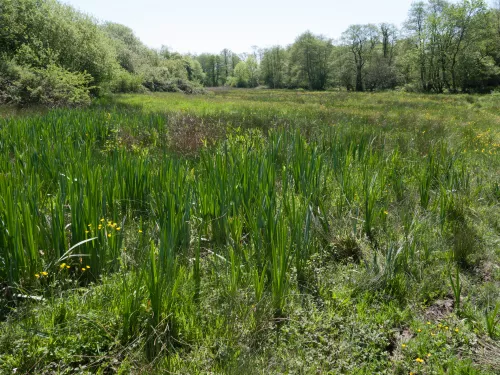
[405,1,429,90]
[289,31,332,90]
[261,46,288,88]
[0,0,117,93]
[341,24,380,91]
[246,55,260,87]
[233,61,250,87]
[404,0,492,92]
[380,23,398,64]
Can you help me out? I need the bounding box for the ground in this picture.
[0,90,499,374]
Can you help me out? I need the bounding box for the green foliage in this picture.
[0,90,499,373]
[107,68,145,93]
[232,61,250,87]
[484,301,499,339]
[0,0,206,104]
[14,64,93,107]
[289,31,332,90]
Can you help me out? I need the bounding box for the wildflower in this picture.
[112,223,117,228]
[116,227,121,231]
[81,268,86,272]
[402,344,407,348]
[100,218,105,222]
[427,353,431,357]
[85,230,89,234]
[415,358,425,363]
[417,329,422,333]
[41,271,48,276]
[427,322,431,325]
[87,224,92,227]
[383,210,389,215]
[455,328,459,333]
[98,224,103,230]
[444,326,449,330]
[66,265,70,269]
[35,273,40,278]
[107,234,112,238]
[60,263,67,269]
[86,265,90,269]
[138,229,143,233]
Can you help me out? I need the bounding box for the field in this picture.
[0,90,499,374]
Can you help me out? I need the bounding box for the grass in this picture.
[0,89,499,374]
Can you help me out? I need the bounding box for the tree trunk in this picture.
[356,65,363,91]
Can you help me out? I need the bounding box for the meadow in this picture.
[0,89,499,374]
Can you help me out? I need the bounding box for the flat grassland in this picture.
[0,90,499,374]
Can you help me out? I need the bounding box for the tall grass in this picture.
[0,91,498,371]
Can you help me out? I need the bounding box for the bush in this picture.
[107,68,145,93]
[140,66,204,94]
[0,59,23,104]
[0,62,93,107]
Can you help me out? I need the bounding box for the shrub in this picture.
[107,68,144,93]
[17,64,93,107]
[0,59,23,104]
[1,61,93,107]
[140,66,205,94]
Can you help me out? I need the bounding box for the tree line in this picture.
[0,0,206,106]
[1,0,500,107]
[203,0,500,93]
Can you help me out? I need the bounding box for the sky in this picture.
[62,0,420,54]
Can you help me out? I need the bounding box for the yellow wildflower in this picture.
[402,344,407,348]
[107,234,112,238]
[138,229,143,233]
[86,265,90,269]
[427,353,431,357]
[41,271,48,276]
[81,268,86,271]
[116,227,121,231]
[455,328,459,333]
[66,265,70,269]
[35,273,40,278]
[415,358,424,363]
[60,263,67,269]
[417,329,422,333]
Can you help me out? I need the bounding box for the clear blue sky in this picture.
[61,0,426,54]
